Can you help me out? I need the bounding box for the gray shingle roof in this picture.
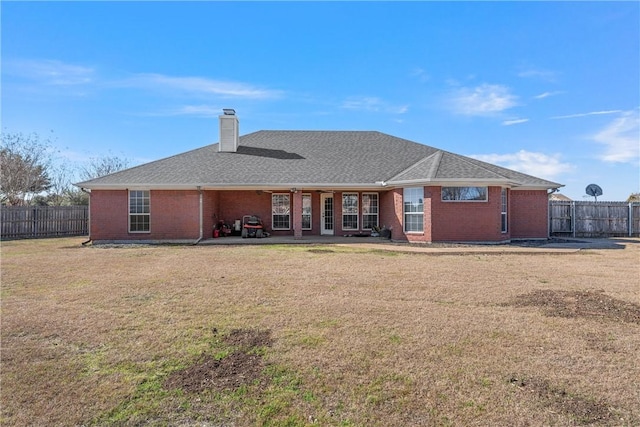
[76,130,562,190]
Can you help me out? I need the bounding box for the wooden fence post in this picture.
[571,201,576,238]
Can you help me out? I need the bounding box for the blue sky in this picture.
[2,1,639,200]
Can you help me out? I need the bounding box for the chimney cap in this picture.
[222,108,236,116]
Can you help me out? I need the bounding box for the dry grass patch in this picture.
[2,237,639,426]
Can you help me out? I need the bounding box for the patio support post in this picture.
[292,190,303,239]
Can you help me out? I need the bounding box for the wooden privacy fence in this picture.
[1,206,88,239]
[549,201,640,237]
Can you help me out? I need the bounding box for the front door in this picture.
[320,194,334,235]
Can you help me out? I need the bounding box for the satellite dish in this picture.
[585,183,603,201]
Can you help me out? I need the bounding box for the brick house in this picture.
[77,110,562,244]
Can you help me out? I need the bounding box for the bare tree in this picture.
[67,154,131,206]
[64,188,89,205]
[2,131,132,206]
[46,162,75,206]
[0,132,54,205]
[80,155,130,180]
[44,162,91,206]
[627,193,640,203]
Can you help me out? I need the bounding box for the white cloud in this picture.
[173,105,221,116]
[5,59,282,102]
[341,96,408,114]
[502,118,529,126]
[123,73,282,99]
[341,96,381,110]
[5,59,95,85]
[592,110,640,164]
[137,105,223,117]
[552,110,623,120]
[533,91,563,100]
[410,67,430,82]
[517,67,558,82]
[471,150,574,180]
[447,84,518,116]
[393,104,409,114]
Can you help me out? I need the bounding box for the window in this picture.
[272,194,290,230]
[362,193,379,230]
[302,194,312,230]
[129,190,150,233]
[442,186,488,201]
[403,187,423,232]
[342,193,359,230]
[501,188,508,233]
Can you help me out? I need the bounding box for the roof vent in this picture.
[219,109,239,152]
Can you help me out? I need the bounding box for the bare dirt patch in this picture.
[509,375,613,425]
[164,328,272,393]
[509,289,640,324]
[164,351,265,393]
[222,328,272,350]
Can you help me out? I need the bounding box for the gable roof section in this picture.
[76,130,561,190]
[387,150,559,188]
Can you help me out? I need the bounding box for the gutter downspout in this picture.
[81,188,92,245]
[193,186,204,245]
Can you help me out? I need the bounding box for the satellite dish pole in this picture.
[585,184,603,201]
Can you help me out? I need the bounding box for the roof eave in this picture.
[385,178,563,190]
[385,178,516,187]
[513,184,565,191]
[76,182,388,191]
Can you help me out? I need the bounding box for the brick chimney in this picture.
[219,108,239,152]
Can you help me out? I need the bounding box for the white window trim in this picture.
[271,193,291,230]
[501,188,508,233]
[302,193,312,230]
[361,192,379,230]
[441,186,488,202]
[128,190,150,233]
[403,187,424,233]
[342,192,359,230]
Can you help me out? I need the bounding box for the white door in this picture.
[320,194,334,235]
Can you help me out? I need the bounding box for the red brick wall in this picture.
[90,190,200,241]
[90,187,548,242]
[307,192,320,235]
[90,190,128,240]
[292,191,303,238]
[218,190,271,230]
[380,189,401,235]
[151,190,200,239]
[334,192,344,234]
[385,186,509,243]
[431,186,505,242]
[510,190,549,238]
[204,190,219,238]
